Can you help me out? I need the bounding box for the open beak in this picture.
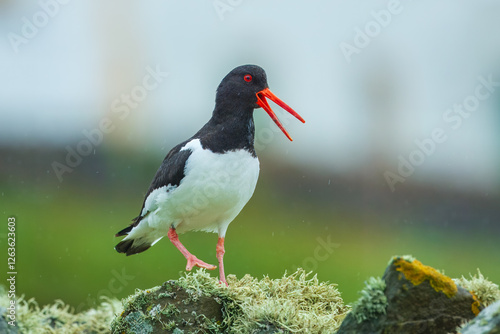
[256,88,305,141]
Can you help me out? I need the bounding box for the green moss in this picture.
[162,320,176,330]
[454,269,500,307]
[157,291,175,299]
[161,303,180,317]
[192,312,223,332]
[0,285,122,333]
[124,287,160,312]
[175,268,349,333]
[124,311,153,333]
[1,269,349,333]
[350,276,387,323]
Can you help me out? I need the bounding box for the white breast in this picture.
[132,139,260,241]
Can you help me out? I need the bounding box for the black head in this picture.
[215,64,268,109]
[214,64,305,141]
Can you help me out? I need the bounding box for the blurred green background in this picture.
[1,0,500,313]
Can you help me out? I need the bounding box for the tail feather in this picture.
[115,215,143,237]
[115,213,158,255]
[115,239,152,256]
[115,225,133,237]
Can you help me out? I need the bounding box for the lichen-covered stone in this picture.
[338,256,482,334]
[110,281,224,333]
[460,300,500,334]
[111,269,349,333]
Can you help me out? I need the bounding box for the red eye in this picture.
[244,74,252,82]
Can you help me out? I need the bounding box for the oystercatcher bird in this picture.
[115,65,304,285]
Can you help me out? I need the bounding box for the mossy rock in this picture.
[2,259,499,333]
[111,281,224,333]
[111,269,349,333]
[338,256,484,334]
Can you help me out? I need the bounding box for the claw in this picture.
[168,227,217,271]
[186,255,216,271]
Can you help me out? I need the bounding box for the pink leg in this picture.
[167,227,216,271]
[217,237,228,286]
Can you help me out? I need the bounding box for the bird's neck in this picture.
[197,104,256,155]
[211,101,253,123]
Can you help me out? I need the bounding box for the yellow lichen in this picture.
[471,293,481,316]
[393,257,458,298]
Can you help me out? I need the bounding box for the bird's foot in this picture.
[185,255,216,271]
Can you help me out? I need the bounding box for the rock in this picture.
[111,280,224,333]
[461,300,500,334]
[111,269,349,333]
[338,256,482,334]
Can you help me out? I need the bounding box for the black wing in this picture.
[115,140,193,237]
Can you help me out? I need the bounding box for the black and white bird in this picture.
[115,65,305,285]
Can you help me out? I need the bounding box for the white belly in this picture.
[136,139,260,239]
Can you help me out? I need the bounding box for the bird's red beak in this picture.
[256,88,305,141]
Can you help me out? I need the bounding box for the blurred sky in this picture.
[1,0,500,193]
